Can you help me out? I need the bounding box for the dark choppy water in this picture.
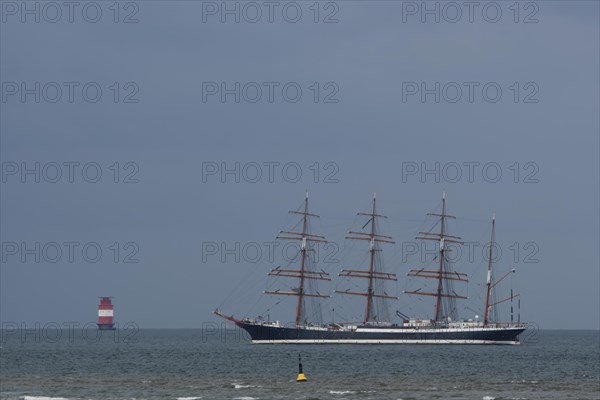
[1,329,598,400]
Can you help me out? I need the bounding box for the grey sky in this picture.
[1,1,598,329]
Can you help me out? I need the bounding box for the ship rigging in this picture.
[214,192,526,344]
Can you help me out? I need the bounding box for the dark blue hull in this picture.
[237,322,525,344]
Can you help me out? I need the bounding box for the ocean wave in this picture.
[176,397,202,400]
[21,397,72,400]
[329,390,377,395]
[232,383,258,389]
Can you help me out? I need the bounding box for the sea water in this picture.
[1,329,598,400]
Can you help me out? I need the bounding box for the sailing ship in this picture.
[214,193,526,344]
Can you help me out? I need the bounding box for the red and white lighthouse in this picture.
[97,297,116,330]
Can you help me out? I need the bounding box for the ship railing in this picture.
[446,321,527,329]
[485,321,528,328]
[241,318,284,327]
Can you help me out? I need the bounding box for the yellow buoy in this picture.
[296,373,307,382]
[296,354,308,382]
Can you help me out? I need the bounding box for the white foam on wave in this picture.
[232,383,258,389]
[232,397,257,400]
[329,390,356,395]
[177,397,202,400]
[21,397,71,400]
[483,396,495,400]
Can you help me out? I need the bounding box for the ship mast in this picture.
[404,193,467,322]
[264,192,330,327]
[335,193,397,324]
[484,214,496,325]
[483,215,520,325]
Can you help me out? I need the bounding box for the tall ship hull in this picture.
[215,310,525,345]
[223,316,525,344]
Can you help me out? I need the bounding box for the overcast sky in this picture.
[1,1,598,330]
